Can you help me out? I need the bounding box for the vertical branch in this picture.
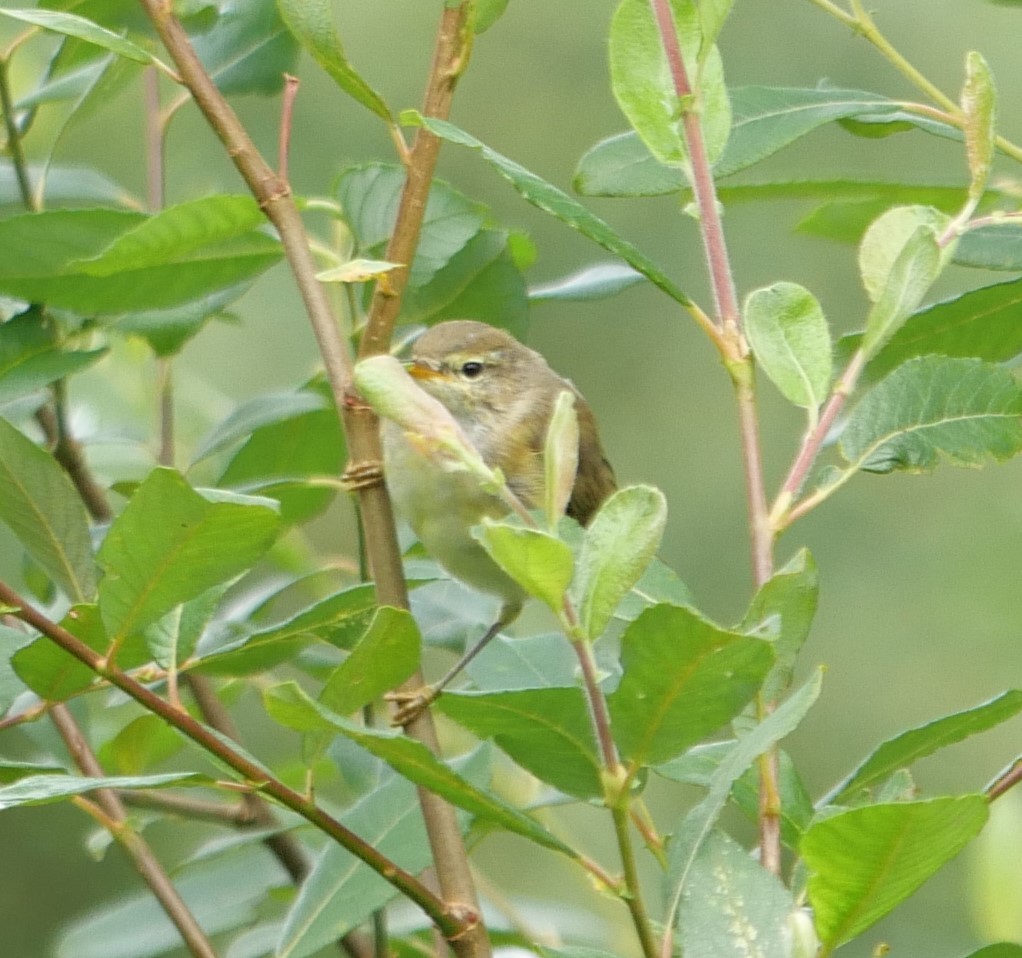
[136,4,489,954]
[646,0,780,872]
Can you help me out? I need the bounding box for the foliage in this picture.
[0,2,1020,958]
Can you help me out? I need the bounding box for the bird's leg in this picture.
[388,599,523,726]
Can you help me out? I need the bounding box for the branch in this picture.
[0,578,468,940]
[50,704,219,958]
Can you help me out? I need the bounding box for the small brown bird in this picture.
[382,320,616,720]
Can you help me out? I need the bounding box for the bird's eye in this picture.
[460,361,484,379]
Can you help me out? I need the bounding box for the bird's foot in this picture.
[386,684,440,726]
[340,460,384,492]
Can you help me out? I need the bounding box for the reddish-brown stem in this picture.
[279,73,300,181]
[987,756,1022,802]
[0,578,466,939]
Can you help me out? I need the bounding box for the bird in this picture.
[381,319,616,722]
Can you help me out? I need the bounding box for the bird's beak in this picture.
[406,360,444,382]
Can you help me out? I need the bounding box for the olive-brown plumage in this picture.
[382,319,616,721]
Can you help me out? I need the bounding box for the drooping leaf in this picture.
[608,603,773,767]
[859,206,950,305]
[840,356,1022,474]
[571,485,667,641]
[823,691,1022,804]
[802,796,988,950]
[277,0,391,119]
[411,115,692,306]
[97,468,279,649]
[437,687,603,799]
[609,0,731,168]
[318,607,420,716]
[475,521,574,614]
[0,416,97,602]
[263,682,576,857]
[677,829,798,958]
[744,282,832,412]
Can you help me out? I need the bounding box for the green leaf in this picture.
[824,691,1022,804]
[802,796,988,950]
[411,115,691,306]
[744,282,832,412]
[437,687,604,799]
[192,389,328,464]
[571,485,667,640]
[0,771,202,809]
[861,225,943,361]
[957,222,1022,270]
[277,0,391,120]
[663,670,822,921]
[263,682,576,856]
[0,163,130,209]
[0,208,282,315]
[840,356,1022,474]
[0,416,97,602]
[13,605,106,701]
[614,556,694,621]
[145,583,229,670]
[319,607,420,716]
[961,52,997,200]
[98,714,186,776]
[475,521,574,614]
[677,830,797,958]
[0,311,106,405]
[529,263,645,303]
[275,760,469,958]
[0,626,34,713]
[845,275,1022,385]
[472,0,510,33]
[859,206,949,305]
[608,603,774,767]
[192,0,299,96]
[195,583,377,675]
[0,8,154,64]
[544,390,580,530]
[573,88,945,197]
[98,468,279,647]
[958,948,1022,958]
[740,549,818,702]
[609,0,731,168]
[217,379,344,525]
[73,195,267,277]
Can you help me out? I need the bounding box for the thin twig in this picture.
[986,756,1022,802]
[279,73,300,180]
[50,704,219,958]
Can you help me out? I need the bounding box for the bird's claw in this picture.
[386,685,440,726]
[340,460,384,492]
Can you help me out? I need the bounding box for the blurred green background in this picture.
[2,1,1022,955]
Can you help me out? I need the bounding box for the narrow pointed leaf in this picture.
[277,0,391,120]
[608,603,774,766]
[0,416,96,601]
[840,357,1022,474]
[98,468,279,646]
[664,670,822,921]
[0,9,154,64]
[412,116,691,305]
[529,263,645,303]
[802,796,988,949]
[744,283,832,411]
[263,682,575,857]
[437,687,603,799]
[544,390,580,530]
[825,691,1022,804]
[0,772,203,809]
